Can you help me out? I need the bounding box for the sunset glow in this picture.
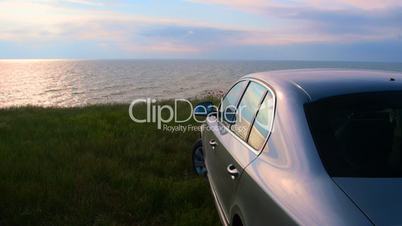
[0,0,401,60]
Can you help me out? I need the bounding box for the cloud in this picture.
[0,0,213,55]
[0,0,288,56]
[0,0,401,59]
[189,0,402,10]
[139,25,240,45]
[308,0,402,10]
[189,0,402,44]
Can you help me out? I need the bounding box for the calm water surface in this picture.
[1,60,401,107]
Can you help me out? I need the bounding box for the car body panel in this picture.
[204,117,259,221]
[246,69,402,102]
[333,178,402,226]
[202,69,402,226]
[234,79,371,225]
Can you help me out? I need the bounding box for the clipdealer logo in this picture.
[128,98,246,131]
[128,98,212,129]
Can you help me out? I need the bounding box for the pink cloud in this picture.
[190,0,402,10]
[1,0,400,57]
[307,0,402,10]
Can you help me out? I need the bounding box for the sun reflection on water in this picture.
[1,59,401,108]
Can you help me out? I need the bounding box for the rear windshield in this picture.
[305,91,402,177]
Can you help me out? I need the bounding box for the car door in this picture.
[204,80,268,221]
[204,80,247,218]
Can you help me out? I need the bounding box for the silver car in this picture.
[192,69,402,226]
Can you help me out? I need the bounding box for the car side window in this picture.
[231,82,267,141]
[220,81,248,125]
[248,91,275,150]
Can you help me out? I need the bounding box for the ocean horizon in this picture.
[1,59,402,108]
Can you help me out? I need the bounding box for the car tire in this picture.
[192,139,207,176]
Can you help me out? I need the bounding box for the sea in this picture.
[1,59,401,108]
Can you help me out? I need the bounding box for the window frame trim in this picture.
[230,81,268,140]
[219,80,250,126]
[217,78,277,155]
[246,90,272,149]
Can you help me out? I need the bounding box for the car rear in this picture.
[305,91,402,225]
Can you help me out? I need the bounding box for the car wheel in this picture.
[192,139,207,176]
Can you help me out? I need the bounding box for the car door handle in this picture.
[209,139,217,150]
[226,164,239,180]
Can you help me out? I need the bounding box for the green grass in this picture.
[0,99,220,226]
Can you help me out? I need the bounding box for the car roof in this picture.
[246,69,402,102]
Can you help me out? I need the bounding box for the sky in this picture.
[0,0,401,61]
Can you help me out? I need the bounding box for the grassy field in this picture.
[0,100,220,226]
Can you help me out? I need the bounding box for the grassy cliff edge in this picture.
[0,100,219,226]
